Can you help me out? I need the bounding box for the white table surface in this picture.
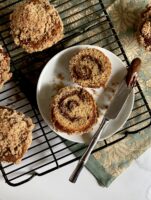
[0,147,151,200]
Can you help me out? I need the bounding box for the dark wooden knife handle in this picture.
[126,58,141,87]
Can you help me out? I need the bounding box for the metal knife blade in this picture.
[105,58,141,120]
[105,80,131,120]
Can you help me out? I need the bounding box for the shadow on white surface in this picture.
[136,148,151,172]
[0,159,151,200]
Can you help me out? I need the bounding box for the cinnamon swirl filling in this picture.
[51,86,98,134]
[69,48,111,88]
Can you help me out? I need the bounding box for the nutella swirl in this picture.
[59,93,81,121]
[69,48,111,88]
[73,65,92,80]
[51,86,98,134]
[72,55,102,81]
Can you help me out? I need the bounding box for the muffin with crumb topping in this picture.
[0,106,35,163]
[137,5,151,51]
[10,0,64,53]
[0,45,12,89]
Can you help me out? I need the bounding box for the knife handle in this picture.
[69,117,107,183]
[126,58,141,87]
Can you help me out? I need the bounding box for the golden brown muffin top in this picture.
[0,106,35,163]
[137,5,151,51]
[0,45,12,89]
[10,0,64,53]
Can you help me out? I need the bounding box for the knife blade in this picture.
[69,58,141,183]
[105,80,131,120]
[106,58,141,120]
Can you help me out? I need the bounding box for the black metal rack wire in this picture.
[0,0,151,186]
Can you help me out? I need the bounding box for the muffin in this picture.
[10,0,64,53]
[51,86,98,134]
[69,48,111,88]
[0,45,12,89]
[137,5,151,51]
[0,106,35,163]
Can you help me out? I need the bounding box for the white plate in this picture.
[37,45,134,144]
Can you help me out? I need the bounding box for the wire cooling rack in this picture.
[0,0,151,186]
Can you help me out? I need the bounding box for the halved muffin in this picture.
[69,48,111,88]
[51,86,98,134]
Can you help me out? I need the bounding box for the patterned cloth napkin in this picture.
[84,0,151,187]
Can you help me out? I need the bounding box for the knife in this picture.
[69,58,141,183]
